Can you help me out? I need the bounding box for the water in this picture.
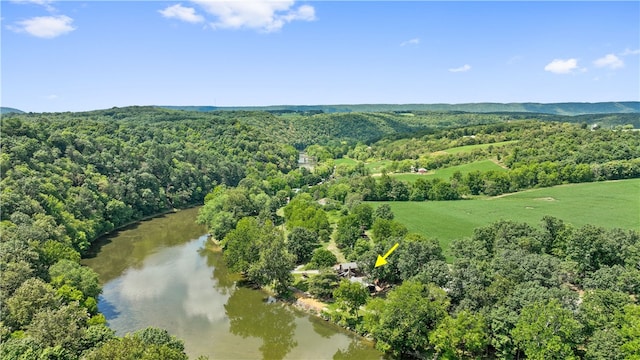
[82,208,382,359]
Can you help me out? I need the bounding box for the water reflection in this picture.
[84,208,383,359]
[226,288,298,360]
[82,208,207,283]
[333,339,382,360]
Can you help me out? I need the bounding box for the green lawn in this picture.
[369,179,640,257]
[439,140,518,154]
[391,160,506,182]
[364,160,392,173]
[334,158,358,166]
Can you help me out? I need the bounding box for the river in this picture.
[81,207,383,359]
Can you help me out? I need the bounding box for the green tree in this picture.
[373,203,394,220]
[335,214,361,250]
[350,203,373,229]
[333,279,369,316]
[221,217,261,273]
[429,310,489,359]
[620,304,640,359]
[308,248,337,268]
[286,227,319,264]
[49,259,101,299]
[370,218,407,243]
[363,281,449,357]
[512,299,582,360]
[27,301,89,355]
[307,269,339,300]
[6,278,60,329]
[247,222,295,295]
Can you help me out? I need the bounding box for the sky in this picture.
[2,1,639,112]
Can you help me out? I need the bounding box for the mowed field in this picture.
[391,160,506,182]
[437,140,518,154]
[369,179,640,256]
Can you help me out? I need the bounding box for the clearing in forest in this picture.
[369,179,640,257]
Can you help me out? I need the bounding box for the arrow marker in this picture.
[375,243,399,268]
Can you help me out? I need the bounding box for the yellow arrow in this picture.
[375,243,399,268]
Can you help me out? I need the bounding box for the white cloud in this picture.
[400,38,420,46]
[10,0,55,12]
[160,4,204,23]
[544,58,578,74]
[621,48,640,56]
[449,64,471,73]
[594,54,624,69]
[191,0,315,32]
[9,15,75,38]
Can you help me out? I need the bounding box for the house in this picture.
[349,276,376,292]
[334,262,359,277]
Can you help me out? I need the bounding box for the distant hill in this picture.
[159,102,640,116]
[1,107,24,114]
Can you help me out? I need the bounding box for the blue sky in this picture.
[2,1,639,112]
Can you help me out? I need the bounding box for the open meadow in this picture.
[391,159,506,182]
[370,179,640,256]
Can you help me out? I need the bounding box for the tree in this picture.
[396,236,446,281]
[49,259,101,299]
[286,227,319,264]
[6,278,60,329]
[27,301,89,355]
[335,214,361,250]
[131,327,185,353]
[308,248,337,269]
[373,203,394,220]
[585,329,624,360]
[512,299,582,360]
[333,279,369,316]
[578,290,631,337]
[247,222,295,295]
[370,218,407,243]
[83,334,188,360]
[221,217,261,273]
[429,311,489,359]
[620,304,640,359]
[350,203,373,229]
[363,281,449,357]
[308,269,339,300]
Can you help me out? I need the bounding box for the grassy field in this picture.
[369,179,640,257]
[438,140,518,154]
[334,158,358,166]
[391,160,506,182]
[364,159,392,173]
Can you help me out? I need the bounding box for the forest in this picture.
[1,106,639,359]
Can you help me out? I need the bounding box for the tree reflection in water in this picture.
[333,339,380,360]
[225,287,297,360]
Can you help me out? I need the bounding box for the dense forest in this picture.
[159,101,640,116]
[1,107,638,359]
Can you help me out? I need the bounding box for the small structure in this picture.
[334,262,359,277]
[349,276,376,292]
[417,168,427,174]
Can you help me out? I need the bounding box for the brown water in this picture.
[82,208,383,359]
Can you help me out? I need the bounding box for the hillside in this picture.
[158,101,640,116]
[0,107,24,114]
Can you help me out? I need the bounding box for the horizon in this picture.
[2,1,639,113]
[4,100,640,115]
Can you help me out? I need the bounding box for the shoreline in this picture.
[203,238,373,343]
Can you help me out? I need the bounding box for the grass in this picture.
[391,160,506,182]
[369,179,640,258]
[438,140,518,154]
[364,160,392,173]
[334,158,358,166]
